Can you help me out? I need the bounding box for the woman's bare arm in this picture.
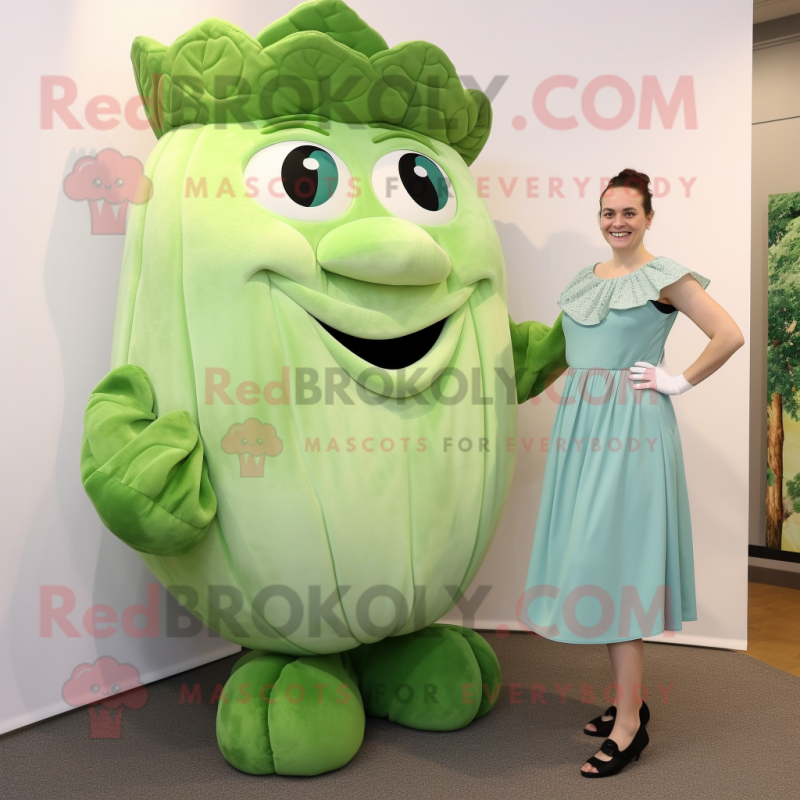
[661,274,745,386]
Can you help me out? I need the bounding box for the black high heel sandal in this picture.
[584,700,650,737]
[580,723,649,778]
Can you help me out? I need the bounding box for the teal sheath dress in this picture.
[522,256,710,644]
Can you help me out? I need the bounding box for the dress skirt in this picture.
[522,301,698,644]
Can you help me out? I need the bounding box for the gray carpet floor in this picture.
[3,632,798,800]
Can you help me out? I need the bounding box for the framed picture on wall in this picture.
[762,191,800,563]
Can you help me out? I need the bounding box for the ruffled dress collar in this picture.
[557,256,710,326]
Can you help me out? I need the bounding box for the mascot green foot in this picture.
[216,651,365,776]
[348,623,502,731]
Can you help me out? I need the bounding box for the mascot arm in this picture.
[508,311,569,404]
[81,364,217,556]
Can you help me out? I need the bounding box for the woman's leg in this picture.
[581,638,644,774]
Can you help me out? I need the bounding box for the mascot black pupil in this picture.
[282,145,337,207]
[399,153,447,211]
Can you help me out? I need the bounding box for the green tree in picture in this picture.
[768,192,800,248]
[766,193,800,550]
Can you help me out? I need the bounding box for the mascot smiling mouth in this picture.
[314,316,448,370]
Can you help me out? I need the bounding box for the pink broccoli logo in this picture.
[222,419,283,477]
[62,656,148,738]
[64,148,152,235]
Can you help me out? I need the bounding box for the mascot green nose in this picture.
[316,217,451,286]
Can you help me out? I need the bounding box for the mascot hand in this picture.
[81,364,217,555]
[509,312,569,404]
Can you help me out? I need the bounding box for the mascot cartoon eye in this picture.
[245,140,353,221]
[112,684,121,693]
[371,150,456,225]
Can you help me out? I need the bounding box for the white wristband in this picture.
[673,372,693,395]
[654,367,693,395]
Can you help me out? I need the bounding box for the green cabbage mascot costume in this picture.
[81,0,567,777]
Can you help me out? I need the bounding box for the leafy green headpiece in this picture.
[132,0,492,164]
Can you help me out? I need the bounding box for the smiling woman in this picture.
[523,167,744,778]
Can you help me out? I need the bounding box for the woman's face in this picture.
[598,187,653,252]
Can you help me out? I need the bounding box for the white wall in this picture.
[0,0,753,734]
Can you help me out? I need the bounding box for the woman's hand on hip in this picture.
[628,359,693,395]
